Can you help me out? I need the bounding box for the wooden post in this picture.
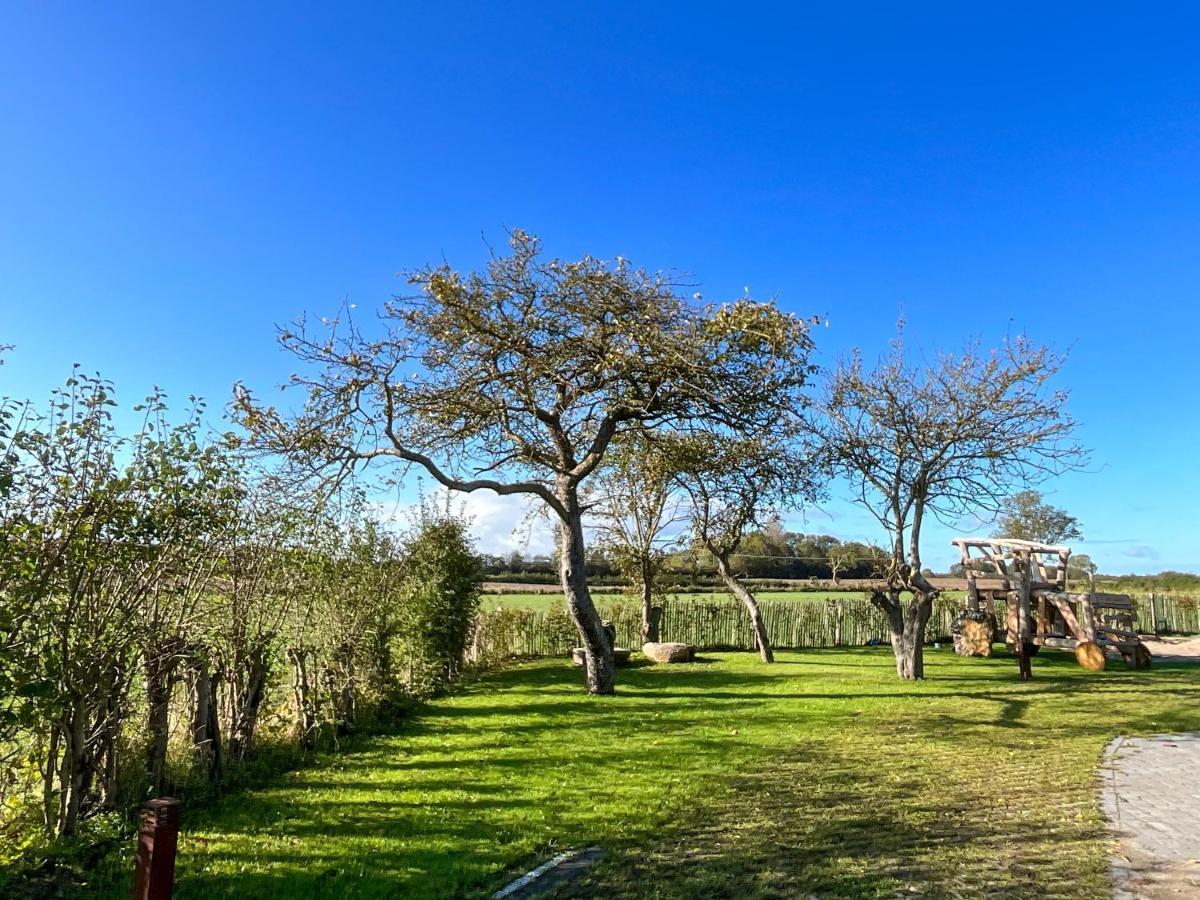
[1016,556,1033,680]
[1047,594,1086,642]
[132,798,180,900]
[1080,572,1099,642]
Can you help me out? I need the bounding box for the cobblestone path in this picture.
[1101,733,1200,898]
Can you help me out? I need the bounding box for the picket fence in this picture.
[469,592,1199,662]
[1136,593,1200,635]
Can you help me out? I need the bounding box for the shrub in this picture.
[397,507,482,696]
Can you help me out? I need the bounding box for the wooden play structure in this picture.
[950,537,1152,677]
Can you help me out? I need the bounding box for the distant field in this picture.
[481,588,967,613]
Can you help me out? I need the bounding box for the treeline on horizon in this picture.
[1096,571,1200,593]
[480,528,888,585]
[479,542,1200,592]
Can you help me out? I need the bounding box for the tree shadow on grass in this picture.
[558,734,1114,899]
[158,654,1200,900]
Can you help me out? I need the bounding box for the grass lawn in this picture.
[481,589,969,612]
[113,649,1200,898]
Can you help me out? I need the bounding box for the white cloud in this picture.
[459,491,557,556]
[378,488,557,557]
[1124,544,1160,561]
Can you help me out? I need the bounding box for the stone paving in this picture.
[1100,733,1200,898]
[1140,635,1200,663]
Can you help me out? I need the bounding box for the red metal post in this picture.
[132,798,181,900]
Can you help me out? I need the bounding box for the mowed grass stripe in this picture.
[134,650,1200,899]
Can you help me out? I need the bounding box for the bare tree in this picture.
[587,435,687,642]
[817,327,1085,679]
[668,433,819,663]
[234,230,814,694]
[827,542,857,585]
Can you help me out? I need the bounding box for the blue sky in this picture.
[2,3,1198,572]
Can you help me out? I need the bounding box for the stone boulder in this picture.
[571,647,632,667]
[641,641,695,663]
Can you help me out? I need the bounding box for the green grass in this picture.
[86,648,1200,899]
[481,588,967,613]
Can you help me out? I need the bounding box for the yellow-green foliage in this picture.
[396,512,481,696]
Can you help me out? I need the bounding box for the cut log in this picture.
[1075,641,1106,672]
[951,609,995,657]
[641,642,696,664]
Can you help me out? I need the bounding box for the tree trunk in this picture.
[145,653,176,796]
[557,480,614,694]
[229,651,268,760]
[873,589,933,679]
[189,657,222,782]
[60,699,88,836]
[288,647,318,750]
[97,667,123,810]
[331,645,356,733]
[639,559,659,642]
[713,550,774,663]
[42,725,61,834]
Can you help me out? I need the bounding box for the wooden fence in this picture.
[1135,593,1200,635]
[469,592,1200,662]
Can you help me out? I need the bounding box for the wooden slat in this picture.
[1047,595,1087,642]
[1092,597,1134,610]
[1097,626,1139,640]
[1041,636,1080,650]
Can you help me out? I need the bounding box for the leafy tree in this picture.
[781,532,837,579]
[816,328,1085,679]
[282,499,347,750]
[997,489,1083,544]
[0,373,239,834]
[1066,552,1097,587]
[587,434,686,641]
[834,541,890,580]
[731,524,793,579]
[234,230,813,694]
[133,392,241,796]
[324,517,406,729]
[213,478,323,762]
[0,363,33,776]
[396,502,481,696]
[0,360,497,846]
